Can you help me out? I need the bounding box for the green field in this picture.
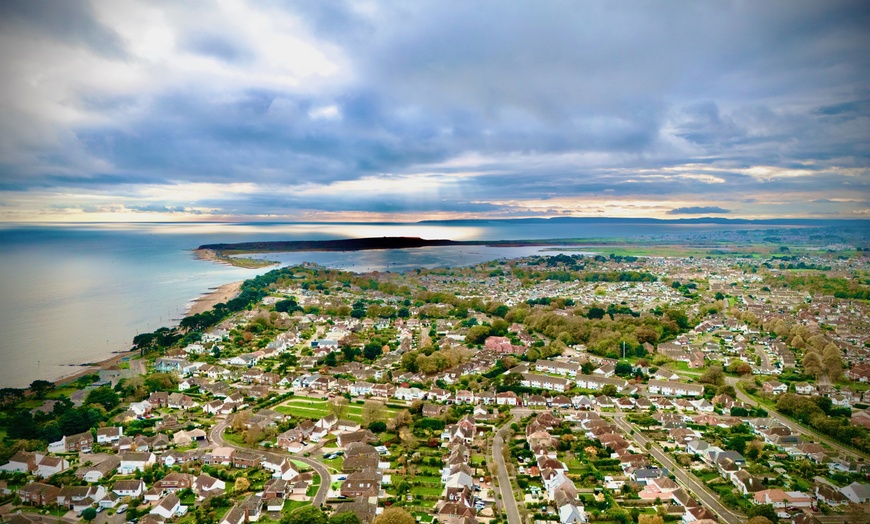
[275,396,399,423]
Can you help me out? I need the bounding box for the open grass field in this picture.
[275,396,399,423]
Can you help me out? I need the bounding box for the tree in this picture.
[802,349,824,378]
[822,343,844,381]
[602,384,618,397]
[329,513,362,524]
[0,387,25,407]
[614,362,633,377]
[638,515,664,524]
[81,507,97,522]
[362,400,386,426]
[329,397,349,419]
[372,508,415,524]
[736,363,752,376]
[29,379,54,399]
[716,385,736,398]
[698,366,725,387]
[234,477,250,494]
[747,504,777,523]
[399,427,418,449]
[85,386,120,410]
[283,505,328,524]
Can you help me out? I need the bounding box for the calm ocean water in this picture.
[0,220,785,387]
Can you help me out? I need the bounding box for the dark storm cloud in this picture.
[0,0,127,59]
[1,1,869,218]
[668,207,732,215]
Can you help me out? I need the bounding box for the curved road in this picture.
[209,418,332,506]
[492,415,522,524]
[724,376,869,460]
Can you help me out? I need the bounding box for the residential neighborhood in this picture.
[1,245,870,524]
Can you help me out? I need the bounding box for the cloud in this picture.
[667,206,732,215]
[1,1,869,220]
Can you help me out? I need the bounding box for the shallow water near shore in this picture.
[0,220,800,387]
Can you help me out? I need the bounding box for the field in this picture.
[274,396,399,423]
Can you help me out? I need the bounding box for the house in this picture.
[647,380,704,397]
[48,431,93,453]
[150,493,182,520]
[196,473,226,499]
[338,430,377,448]
[156,472,195,492]
[794,382,817,395]
[340,470,382,498]
[119,452,156,474]
[762,380,787,395]
[840,482,870,504]
[18,482,61,506]
[35,456,69,477]
[96,426,123,444]
[496,391,518,406]
[113,479,146,498]
[77,456,120,483]
[57,485,107,511]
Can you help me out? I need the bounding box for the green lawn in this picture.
[306,474,321,497]
[411,485,444,497]
[284,500,311,513]
[276,397,398,423]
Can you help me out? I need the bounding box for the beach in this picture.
[186,280,244,316]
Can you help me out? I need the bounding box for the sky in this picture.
[0,0,869,222]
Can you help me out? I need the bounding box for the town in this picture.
[1,243,870,524]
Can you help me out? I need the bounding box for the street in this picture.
[492,415,523,524]
[608,414,745,524]
[208,418,332,506]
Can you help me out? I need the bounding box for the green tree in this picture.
[329,513,362,524]
[85,386,120,410]
[81,507,97,521]
[747,504,778,523]
[282,505,328,524]
[29,379,54,399]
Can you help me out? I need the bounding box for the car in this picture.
[117,504,129,514]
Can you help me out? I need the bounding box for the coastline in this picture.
[186,280,244,316]
[46,280,244,388]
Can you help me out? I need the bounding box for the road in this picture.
[725,376,869,460]
[608,415,745,524]
[208,418,332,506]
[492,415,522,524]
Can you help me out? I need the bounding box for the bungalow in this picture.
[338,430,377,448]
[840,482,870,504]
[753,488,812,508]
[150,493,182,520]
[196,474,226,499]
[78,456,120,483]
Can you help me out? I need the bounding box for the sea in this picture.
[0,219,825,387]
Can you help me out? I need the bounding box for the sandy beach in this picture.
[186,280,244,316]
